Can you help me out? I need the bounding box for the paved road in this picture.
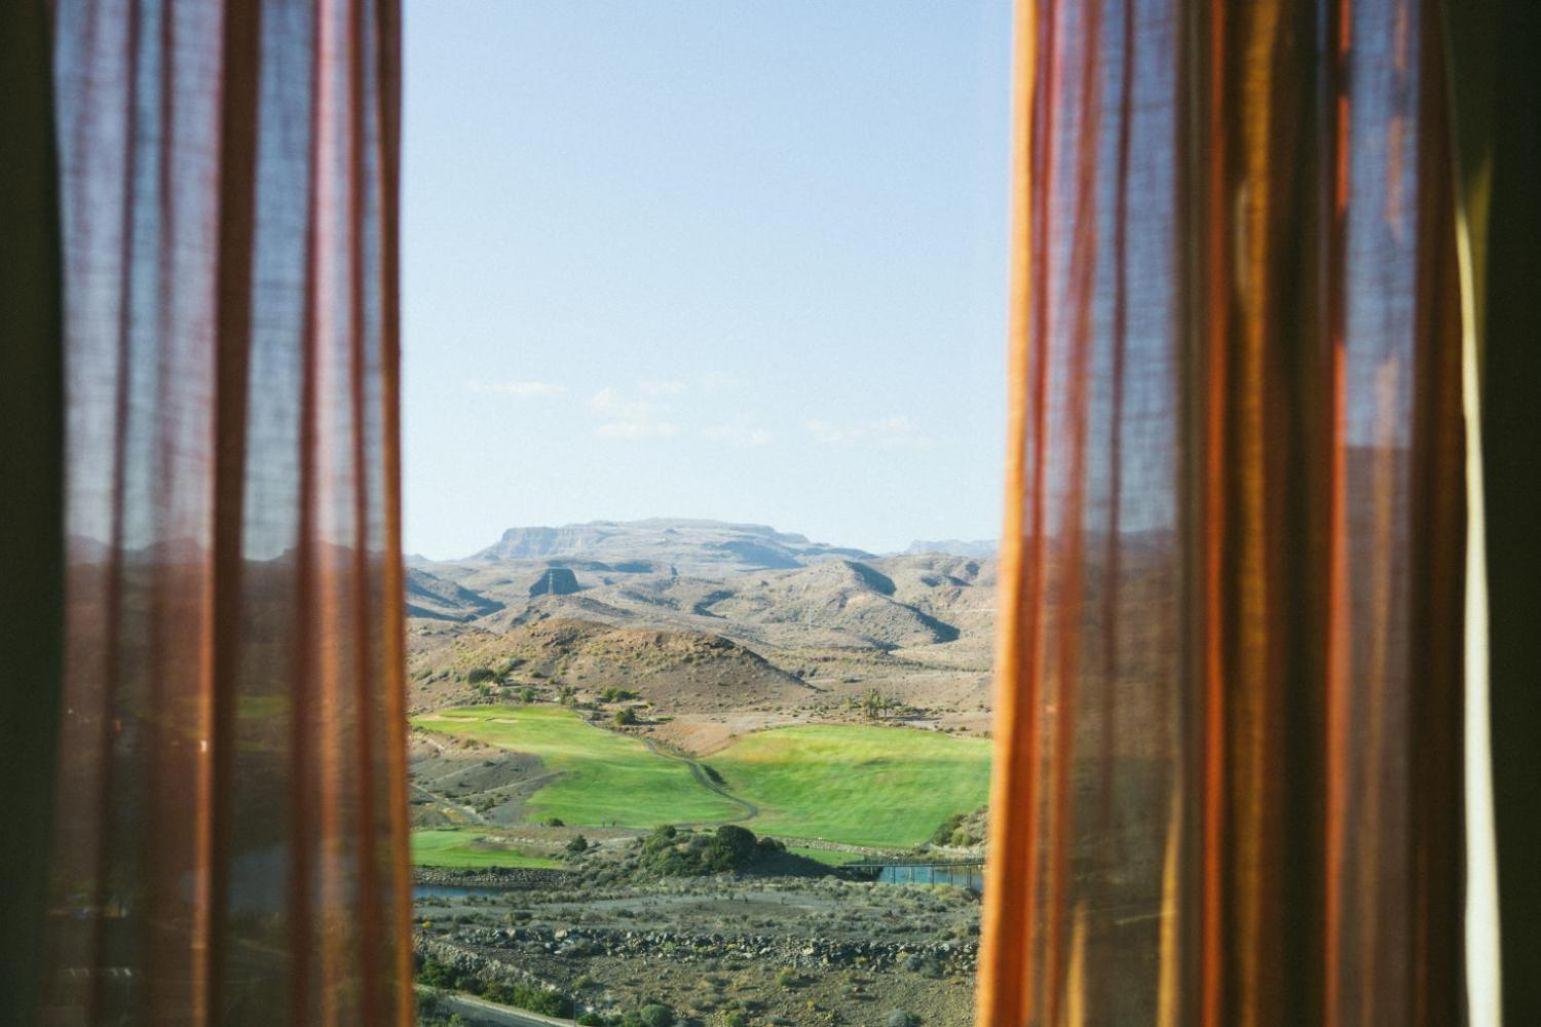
[640,735,759,821]
[425,990,578,1027]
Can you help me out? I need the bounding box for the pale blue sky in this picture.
[402,1,1013,560]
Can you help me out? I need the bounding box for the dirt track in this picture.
[638,736,759,821]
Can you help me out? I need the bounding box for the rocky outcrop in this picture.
[528,567,580,597]
[406,567,504,621]
[414,867,573,889]
[445,923,979,977]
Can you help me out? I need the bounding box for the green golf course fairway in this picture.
[709,724,992,848]
[413,705,743,828]
[785,846,863,867]
[415,705,991,850]
[411,828,561,869]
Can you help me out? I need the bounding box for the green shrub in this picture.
[886,1011,922,1027]
[703,825,758,870]
[614,707,638,726]
[466,667,496,684]
[482,978,574,1017]
[638,824,778,876]
[566,834,589,854]
[637,1004,675,1027]
[929,813,965,846]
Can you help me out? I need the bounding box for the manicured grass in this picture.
[785,846,863,867]
[709,725,991,848]
[415,706,991,848]
[410,828,561,869]
[412,705,743,829]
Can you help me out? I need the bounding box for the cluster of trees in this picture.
[463,664,542,705]
[458,670,648,716]
[637,824,784,876]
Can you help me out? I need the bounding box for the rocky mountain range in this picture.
[405,519,1001,740]
[903,538,997,559]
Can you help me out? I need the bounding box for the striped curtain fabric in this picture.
[977,0,1475,1023]
[32,0,413,1022]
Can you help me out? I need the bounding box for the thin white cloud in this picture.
[467,379,567,399]
[805,415,933,450]
[703,422,773,447]
[596,420,681,440]
[588,386,629,415]
[589,385,680,441]
[637,378,688,398]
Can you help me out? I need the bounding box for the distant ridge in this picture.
[466,518,871,575]
[903,538,997,559]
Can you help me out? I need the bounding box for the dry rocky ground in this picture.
[415,869,980,1026]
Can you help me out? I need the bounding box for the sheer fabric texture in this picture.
[40,0,412,1023]
[978,1,1467,1024]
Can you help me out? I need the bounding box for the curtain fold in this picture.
[978,1,1470,1023]
[37,0,412,1022]
[1447,4,1541,1024]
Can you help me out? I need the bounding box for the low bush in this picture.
[483,978,574,1017]
[636,1004,675,1027]
[416,958,574,1019]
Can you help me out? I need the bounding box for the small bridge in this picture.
[842,860,986,893]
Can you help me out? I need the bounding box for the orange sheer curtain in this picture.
[978,0,1468,1024]
[38,0,412,1023]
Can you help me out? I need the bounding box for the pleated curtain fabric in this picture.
[977,0,1469,1024]
[35,0,413,1023]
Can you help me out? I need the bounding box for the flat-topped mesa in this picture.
[466,518,872,575]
